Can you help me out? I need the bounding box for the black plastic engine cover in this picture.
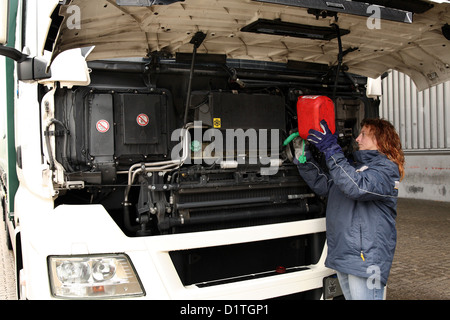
[54,88,171,181]
[114,92,169,162]
[191,91,285,130]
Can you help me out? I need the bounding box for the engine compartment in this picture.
[48,56,377,237]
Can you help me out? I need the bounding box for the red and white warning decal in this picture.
[96,119,110,133]
[136,113,149,127]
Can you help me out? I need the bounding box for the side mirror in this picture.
[17,56,52,81]
[0,45,52,80]
[0,0,8,45]
[0,0,51,80]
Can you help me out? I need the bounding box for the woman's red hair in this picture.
[361,118,405,180]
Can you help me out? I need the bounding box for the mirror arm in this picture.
[0,44,28,62]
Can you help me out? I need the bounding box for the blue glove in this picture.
[307,120,342,159]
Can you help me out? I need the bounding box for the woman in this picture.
[293,118,404,300]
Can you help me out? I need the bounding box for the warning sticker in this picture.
[136,113,149,127]
[213,118,221,128]
[96,119,110,133]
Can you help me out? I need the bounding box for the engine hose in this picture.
[45,118,74,172]
[283,132,299,146]
[283,132,306,163]
[122,202,141,233]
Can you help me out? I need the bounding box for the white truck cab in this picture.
[1,0,449,300]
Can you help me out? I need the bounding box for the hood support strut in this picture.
[183,32,207,126]
[330,23,358,98]
[332,23,343,98]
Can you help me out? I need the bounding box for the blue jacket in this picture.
[295,150,400,286]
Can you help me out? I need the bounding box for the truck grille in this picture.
[170,233,326,287]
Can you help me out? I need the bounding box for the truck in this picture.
[1,0,449,300]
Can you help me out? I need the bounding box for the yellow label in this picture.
[213,118,221,128]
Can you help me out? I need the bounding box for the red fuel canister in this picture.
[296,95,335,140]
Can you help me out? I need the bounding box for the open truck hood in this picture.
[47,0,450,91]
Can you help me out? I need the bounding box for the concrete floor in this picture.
[0,220,16,300]
[386,198,450,300]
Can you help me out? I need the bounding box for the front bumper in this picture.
[19,204,334,299]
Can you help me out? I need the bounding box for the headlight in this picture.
[56,260,90,283]
[48,254,145,299]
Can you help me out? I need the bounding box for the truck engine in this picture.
[47,56,376,240]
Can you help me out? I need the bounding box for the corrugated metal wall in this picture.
[380,70,450,151]
[379,70,450,202]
